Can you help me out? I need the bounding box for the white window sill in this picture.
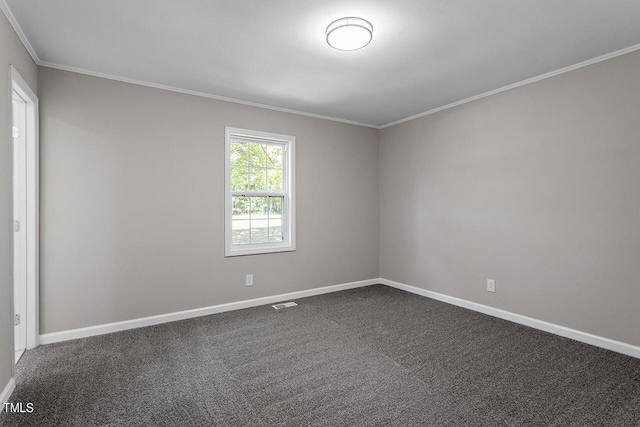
[225,244,296,257]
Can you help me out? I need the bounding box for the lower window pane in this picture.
[251,196,269,219]
[232,220,250,245]
[232,198,285,246]
[269,197,282,218]
[269,219,283,242]
[232,196,249,220]
[250,219,269,244]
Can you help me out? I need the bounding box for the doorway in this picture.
[11,66,39,363]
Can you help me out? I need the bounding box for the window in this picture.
[225,127,295,256]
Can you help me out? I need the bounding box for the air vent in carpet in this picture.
[272,302,298,310]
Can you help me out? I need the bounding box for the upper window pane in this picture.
[230,166,248,192]
[249,167,267,192]
[267,169,283,192]
[267,145,283,169]
[248,143,267,167]
[230,141,248,165]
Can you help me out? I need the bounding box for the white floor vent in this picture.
[272,302,298,310]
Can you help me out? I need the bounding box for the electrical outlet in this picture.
[246,274,253,287]
[487,279,496,293]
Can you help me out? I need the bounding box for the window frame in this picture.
[224,127,296,257]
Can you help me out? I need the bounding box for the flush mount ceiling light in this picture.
[326,17,373,51]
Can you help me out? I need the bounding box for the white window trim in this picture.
[225,127,296,257]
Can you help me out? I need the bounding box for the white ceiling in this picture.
[3,0,640,127]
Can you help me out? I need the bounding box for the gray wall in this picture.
[38,67,379,334]
[27,33,640,352]
[380,50,640,347]
[0,12,37,392]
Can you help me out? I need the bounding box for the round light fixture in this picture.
[326,17,373,51]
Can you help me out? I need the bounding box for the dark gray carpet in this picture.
[1,285,639,426]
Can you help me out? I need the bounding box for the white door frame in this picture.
[10,66,39,350]
[13,87,27,362]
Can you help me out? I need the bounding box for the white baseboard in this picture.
[37,277,640,359]
[39,278,379,345]
[380,278,640,359]
[1,377,16,412]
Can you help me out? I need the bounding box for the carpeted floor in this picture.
[1,284,639,426]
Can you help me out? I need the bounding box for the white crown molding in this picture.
[40,42,640,131]
[379,43,640,129]
[0,377,16,411]
[3,2,640,131]
[38,61,379,129]
[0,0,40,64]
[39,278,379,345]
[380,278,640,359]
